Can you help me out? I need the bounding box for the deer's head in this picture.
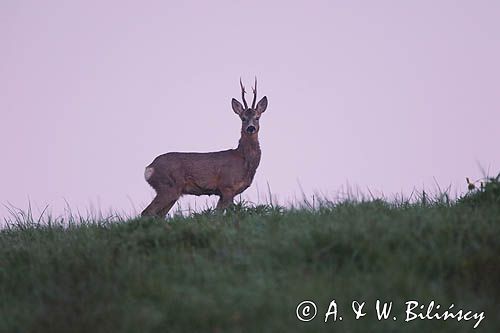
[232,78,268,135]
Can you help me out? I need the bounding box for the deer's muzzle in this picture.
[246,125,256,134]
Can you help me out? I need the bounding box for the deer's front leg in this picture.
[216,190,234,210]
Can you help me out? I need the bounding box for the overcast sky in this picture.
[2,0,499,219]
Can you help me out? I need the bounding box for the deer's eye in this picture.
[255,117,260,121]
[241,117,247,121]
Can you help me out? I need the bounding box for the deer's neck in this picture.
[237,133,261,178]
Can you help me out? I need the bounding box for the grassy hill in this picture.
[1,179,499,332]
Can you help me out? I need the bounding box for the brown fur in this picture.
[141,82,268,217]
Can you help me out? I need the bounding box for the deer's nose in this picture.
[246,125,256,134]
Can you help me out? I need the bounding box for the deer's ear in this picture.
[256,96,268,113]
[232,98,244,115]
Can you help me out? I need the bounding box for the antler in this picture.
[240,78,248,109]
[251,77,257,109]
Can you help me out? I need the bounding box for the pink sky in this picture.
[1,1,499,219]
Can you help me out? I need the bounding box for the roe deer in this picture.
[141,79,268,217]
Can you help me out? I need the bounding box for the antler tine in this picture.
[240,78,248,109]
[251,76,257,109]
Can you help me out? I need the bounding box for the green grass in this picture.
[1,181,500,333]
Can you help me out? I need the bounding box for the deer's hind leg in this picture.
[158,198,180,217]
[141,186,181,218]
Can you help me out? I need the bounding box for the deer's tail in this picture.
[144,167,155,182]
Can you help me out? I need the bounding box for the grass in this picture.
[1,178,500,333]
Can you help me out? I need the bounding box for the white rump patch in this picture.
[144,167,154,181]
